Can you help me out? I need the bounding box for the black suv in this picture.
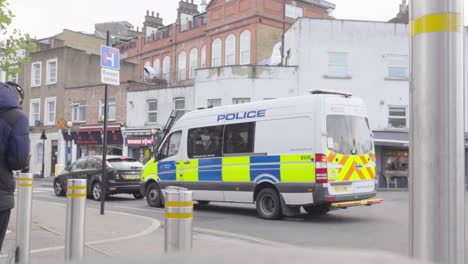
[54,155,144,200]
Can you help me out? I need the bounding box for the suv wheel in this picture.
[92,182,103,201]
[54,180,65,196]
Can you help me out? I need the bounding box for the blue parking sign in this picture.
[101,45,120,70]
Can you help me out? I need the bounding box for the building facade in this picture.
[20,30,106,177]
[119,0,334,87]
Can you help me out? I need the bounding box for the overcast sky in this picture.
[8,0,468,38]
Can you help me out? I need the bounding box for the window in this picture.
[70,158,88,172]
[285,4,303,19]
[327,52,349,78]
[326,115,373,155]
[225,34,236,66]
[189,48,198,79]
[387,55,408,79]
[29,99,40,126]
[99,98,116,122]
[162,56,170,80]
[208,98,222,108]
[72,101,87,122]
[147,100,158,124]
[144,61,152,80]
[223,122,255,154]
[188,126,224,158]
[240,31,251,65]
[46,59,57,84]
[211,38,222,67]
[35,143,43,164]
[44,97,56,126]
[178,51,187,81]
[153,58,161,78]
[232,98,250,104]
[388,106,407,128]
[173,98,185,118]
[31,62,42,87]
[159,131,182,160]
[201,45,207,68]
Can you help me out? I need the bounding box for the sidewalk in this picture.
[0,200,266,264]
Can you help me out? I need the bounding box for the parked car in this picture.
[54,155,144,200]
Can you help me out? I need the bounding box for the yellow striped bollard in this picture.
[65,179,87,262]
[164,186,193,253]
[16,173,33,264]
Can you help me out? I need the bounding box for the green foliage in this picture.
[0,0,36,80]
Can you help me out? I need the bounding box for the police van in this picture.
[140,91,383,220]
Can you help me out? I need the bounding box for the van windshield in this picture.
[326,115,373,155]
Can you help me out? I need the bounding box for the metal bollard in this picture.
[65,179,87,262]
[15,173,33,264]
[164,186,193,253]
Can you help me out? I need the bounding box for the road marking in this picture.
[33,195,291,248]
[193,227,290,247]
[0,200,161,259]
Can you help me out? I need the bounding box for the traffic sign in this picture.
[100,45,120,70]
[101,68,120,86]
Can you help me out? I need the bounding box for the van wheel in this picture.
[146,182,163,208]
[304,204,330,216]
[256,188,282,220]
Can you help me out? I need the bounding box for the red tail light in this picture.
[315,153,328,184]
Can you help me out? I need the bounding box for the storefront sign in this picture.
[126,136,155,147]
[72,131,123,145]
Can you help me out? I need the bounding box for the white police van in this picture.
[141,91,383,219]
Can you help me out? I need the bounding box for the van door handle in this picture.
[174,161,180,165]
[184,161,191,165]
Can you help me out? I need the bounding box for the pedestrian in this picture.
[0,81,30,251]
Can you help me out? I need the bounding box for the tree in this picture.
[0,0,36,80]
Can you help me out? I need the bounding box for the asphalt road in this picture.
[32,185,468,258]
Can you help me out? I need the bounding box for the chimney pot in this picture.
[152,11,154,16]
[157,12,160,17]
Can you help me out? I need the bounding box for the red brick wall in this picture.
[63,84,128,127]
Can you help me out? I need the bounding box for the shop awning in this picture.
[374,130,468,148]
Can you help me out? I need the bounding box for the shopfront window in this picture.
[383,150,409,188]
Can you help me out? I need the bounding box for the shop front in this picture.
[71,125,124,159]
[126,135,155,163]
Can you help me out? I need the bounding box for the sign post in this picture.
[100,31,120,215]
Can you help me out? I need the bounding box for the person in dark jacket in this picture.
[0,82,30,251]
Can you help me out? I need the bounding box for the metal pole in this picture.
[100,30,110,215]
[41,139,45,179]
[15,173,33,264]
[409,1,465,263]
[280,0,286,65]
[64,179,87,262]
[164,186,193,253]
[65,129,70,167]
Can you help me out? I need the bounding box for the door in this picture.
[157,131,183,188]
[50,140,58,176]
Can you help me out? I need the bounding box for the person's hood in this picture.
[0,83,20,109]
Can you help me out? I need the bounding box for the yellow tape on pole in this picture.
[68,186,87,190]
[67,193,87,198]
[411,13,463,37]
[18,184,33,187]
[165,201,193,207]
[165,213,193,219]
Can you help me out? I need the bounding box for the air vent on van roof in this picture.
[310,90,352,98]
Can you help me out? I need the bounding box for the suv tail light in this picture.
[315,153,328,184]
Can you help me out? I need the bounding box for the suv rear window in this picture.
[107,158,143,170]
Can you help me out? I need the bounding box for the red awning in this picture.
[79,124,121,133]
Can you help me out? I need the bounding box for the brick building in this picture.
[119,0,335,86]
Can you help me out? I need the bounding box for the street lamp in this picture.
[66,121,73,167]
[40,130,47,178]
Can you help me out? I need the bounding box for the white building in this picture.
[126,18,468,188]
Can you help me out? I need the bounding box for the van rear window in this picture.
[326,115,373,155]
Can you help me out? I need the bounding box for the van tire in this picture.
[256,188,282,220]
[304,204,330,216]
[146,182,163,208]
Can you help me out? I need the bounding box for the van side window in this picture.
[223,122,255,155]
[188,126,223,158]
[159,131,182,160]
